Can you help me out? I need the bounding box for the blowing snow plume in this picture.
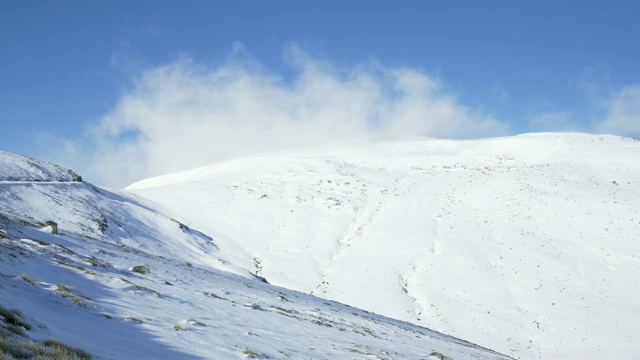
[83,46,507,188]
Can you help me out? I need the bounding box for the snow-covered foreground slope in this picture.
[0,151,509,359]
[128,133,640,359]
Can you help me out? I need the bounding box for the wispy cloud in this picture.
[63,45,508,188]
[597,85,640,135]
[528,69,640,137]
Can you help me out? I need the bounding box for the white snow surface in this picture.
[0,150,508,359]
[128,133,640,359]
[0,150,81,182]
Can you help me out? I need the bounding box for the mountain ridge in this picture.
[0,150,510,359]
[0,150,82,182]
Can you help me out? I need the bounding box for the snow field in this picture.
[0,150,509,359]
[129,133,640,359]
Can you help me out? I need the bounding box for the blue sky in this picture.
[1,1,639,187]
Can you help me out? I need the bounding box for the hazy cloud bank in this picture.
[81,47,509,187]
[51,47,639,188]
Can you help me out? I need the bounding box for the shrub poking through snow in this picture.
[20,274,39,286]
[0,305,91,359]
[44,221,58,235]
[84,256,108,268]
[41,338,92,359]
[429,351,454,360]
[56,285,89,307]
[0,306,31,331]
[243,348,268,358]
[131,265,150,274]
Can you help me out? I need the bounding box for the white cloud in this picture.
[597,85,640,136]
[71,46,509,188]
[528,69,640,137]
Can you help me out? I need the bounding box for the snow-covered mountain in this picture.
[0,150,82,182]
[0,151,509,359]
[128,133,640,360]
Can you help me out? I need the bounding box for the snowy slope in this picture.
[128,133,640,359]
[0,151,509,359]
[0,150,82,182]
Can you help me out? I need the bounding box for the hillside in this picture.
[128,133,640,359]
[0,151,509,359]
[0,150,82,182]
